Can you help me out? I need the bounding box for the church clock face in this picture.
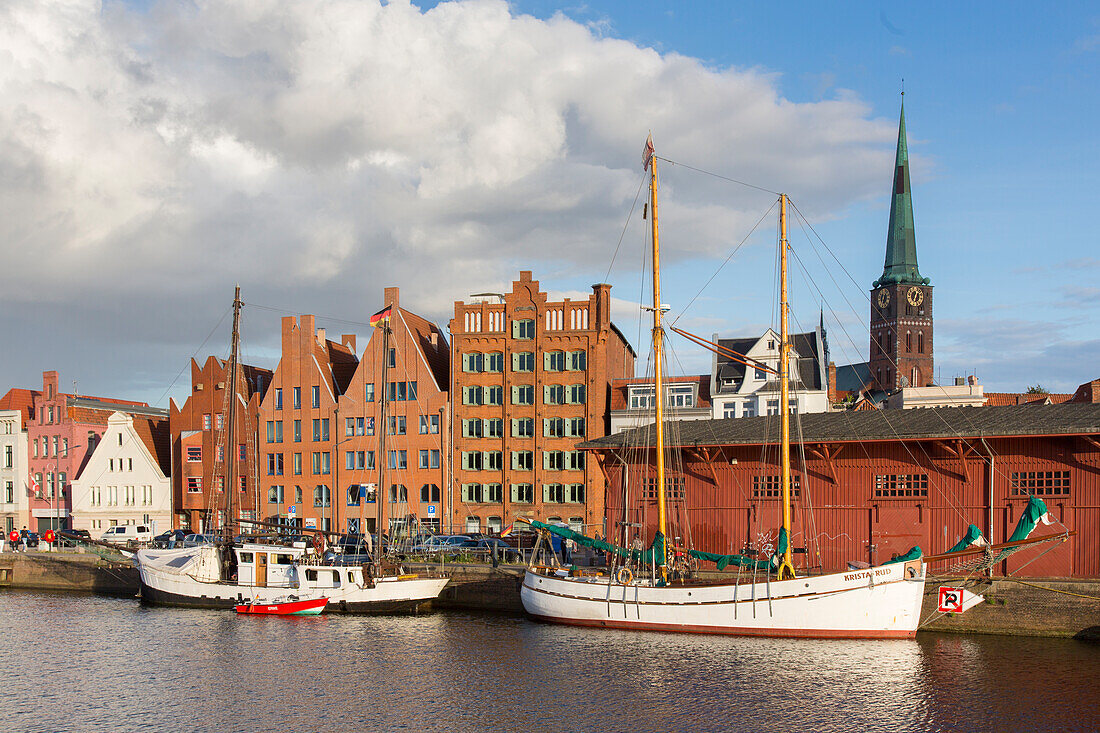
[906,286,924,307]
[876,288,890,308]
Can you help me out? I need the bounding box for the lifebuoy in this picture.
[615,567,634,585]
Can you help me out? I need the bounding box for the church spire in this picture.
[874,100,928,288]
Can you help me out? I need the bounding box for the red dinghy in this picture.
[235,597,328,616]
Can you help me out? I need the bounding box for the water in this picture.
[2,591,1098,733]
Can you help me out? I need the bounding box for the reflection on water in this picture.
[2,591,1098,733]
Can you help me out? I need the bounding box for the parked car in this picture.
[182,533,217,547]
[334,533,373,554]
[501,529,539,551]
[411,535,478,555]
[58,528,91,547]
[153,529,188,548]
[475,538,521,561]
[99,525,154,545]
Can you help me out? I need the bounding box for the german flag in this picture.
[369,305,392,328]
[499,522,514,538]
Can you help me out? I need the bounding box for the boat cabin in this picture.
[234,544,302,588]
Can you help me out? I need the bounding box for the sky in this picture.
[1,0,1097,407]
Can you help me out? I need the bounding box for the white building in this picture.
[886,378,985,409]
[70,411,172,536]
[610,376,713,434]
[710,327,830,419]
[0,389,35,536]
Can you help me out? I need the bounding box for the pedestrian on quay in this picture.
[5,529,17,552]
[20,526,29,552]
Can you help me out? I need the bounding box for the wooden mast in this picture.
[375,316,392,571]
[647,138,669,577]
[224,285,242,538]
[777,196,795,580]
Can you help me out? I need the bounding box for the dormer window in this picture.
[767,340,776,350]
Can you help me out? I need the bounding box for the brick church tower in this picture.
[869,99,933,392]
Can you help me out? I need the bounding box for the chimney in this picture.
[591,282,611,330]
[430,332,439,348]
[282,316,298,359]
[384,286,400,310]
[316,327,326,345]
[828,361,837,403]
[342,334,356,352]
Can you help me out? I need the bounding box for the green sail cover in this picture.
[527,520,666,565]
[946,524,986,554]
[526,519,778,571]
[883,546,923,565]
[1008,495,1049,543]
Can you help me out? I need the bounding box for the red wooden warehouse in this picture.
[583,403,1100,578]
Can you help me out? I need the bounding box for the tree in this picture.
[1026,384,1049,395]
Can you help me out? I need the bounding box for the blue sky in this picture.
[0,0,1096,406]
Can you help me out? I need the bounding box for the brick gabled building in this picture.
[258,315,358,532]
[333,287,451,536]
[168,356,272,531]
[27,371,165,533]
[449,271,635,536]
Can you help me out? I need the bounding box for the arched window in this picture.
[918,332,925,354]
[906,331,912,353]
[911,367,920,387]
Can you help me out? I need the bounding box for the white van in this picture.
[100,525,154,545]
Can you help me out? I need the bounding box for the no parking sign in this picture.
[938,587,964,613]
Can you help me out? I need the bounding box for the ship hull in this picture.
[520,560,925,639]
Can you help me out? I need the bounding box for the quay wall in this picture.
[0,550,138,596]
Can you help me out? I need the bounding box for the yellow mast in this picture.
[647,139,669,578]
[777,194,796,580]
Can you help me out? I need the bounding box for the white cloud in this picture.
[0,0,902,402]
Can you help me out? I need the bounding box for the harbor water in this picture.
[2,591,1098,733]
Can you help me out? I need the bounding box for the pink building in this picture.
[26,371,166,533]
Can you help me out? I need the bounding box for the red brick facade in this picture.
[870,282,933,391]
[448,271,635,535]
[257,315,357,532]
[168,357,271,531]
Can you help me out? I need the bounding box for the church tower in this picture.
[869,100,933,391]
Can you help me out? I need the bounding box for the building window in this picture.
[513,319,535,339]
[420,484,441,502]
[347,485,361,506]
[365,383,375,402]
[313,485,331,507]
[667,384,694,408]
[510,484,533,503]
[419,450,440,470]
[543,483,584,504]
[268,485,284,504]
[544,385,565,405]
[766,400,780,416]
[485,419,503,438]
[311,386,320,408]
[485,451,503,471]
[512,418,534,438]
[752,475,802,499]
[388,484,408,503]
[485,483,503,503]
[568,384,586,404]
[462,419,483,438]
[186,447,202,462]
[294,486,303,504]
[873,474,928,499]
[512,352,534,372]
[918,332,925,354]
[511,451,533,471]
[568,350,587,371]
[543,418,565,438]
[463,352,484,373]
[274,388,283,409]
[545,351,565,372]
[642,476,686,500]
[388,348,396,368]
[388,450,407,470]
[543,451,565,470]
[1010,471,1070,497]
[565,451,584,470]
[419,414,439,434]
[293,453,302,475]
[462,451,483,471]
[4,445,11,468]
[388,416,406,435]
[629,386,654,410]
[723,403,737,419]
[486,352,504,372]
[202,414,211,430]
[293,387,301,409]
[486,386,503,405]
[512,385,534,405]
[906,331,912,353]
[186,477,202,493]
[754,367,766,380]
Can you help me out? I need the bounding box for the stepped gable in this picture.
[0,387,40,422]
[581,402,1100,449]
[398,307,450,392]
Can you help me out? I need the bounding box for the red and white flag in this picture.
[642,134,654,171]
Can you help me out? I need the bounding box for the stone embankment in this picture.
[0,548,138,595]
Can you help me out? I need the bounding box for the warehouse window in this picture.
[873,474,928,499]
[752,475,801,500]
[1010,471,1070,497]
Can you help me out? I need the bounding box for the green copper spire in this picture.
[874,101,929,287]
